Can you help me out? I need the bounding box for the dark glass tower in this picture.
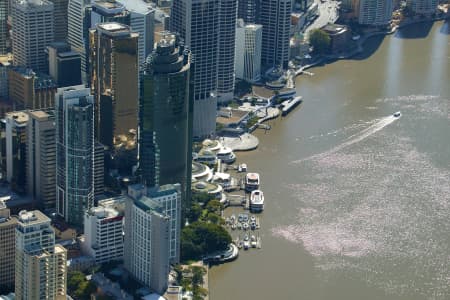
[140,32,193,207]
[237,0,260,23]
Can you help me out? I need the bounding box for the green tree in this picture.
[181,221,232,261]
[186,202,203,223]
[191,192,215,205]
[191,266,206,286]
[205,200,223,214]
[309,29,331,54]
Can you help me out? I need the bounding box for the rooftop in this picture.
[98,22,129,32]
[18,210,50,225]
[5,111,29,125]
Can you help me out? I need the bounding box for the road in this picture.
[304,0,340,35]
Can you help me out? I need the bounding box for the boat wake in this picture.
[292,114,399,164]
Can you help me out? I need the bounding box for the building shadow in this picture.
[395,21,433,39]
[440,20,449,35]
[349,35,385,61]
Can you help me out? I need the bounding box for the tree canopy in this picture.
[181,221,232,261]
[309,29,331,54]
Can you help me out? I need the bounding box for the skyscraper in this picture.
[235,20,262,83]
[46,42,82,87]
[89,23,139,150]
[171,0,219,138]
[15,210,67,299]
[0,0,7,54]
[26,110,57,209]
[260,0,292,69]
[407,0,437,15]
[140,33,192,203]
[124,193,170,295]
[5,111,28,192]
[49,0,69,41]
[216,0,237,103]
[0,200,17,293]
[56,86,94,228]
[67,0,90,82]
[358,0,393,26]
[237,0,260,23]
[11,0,54,72]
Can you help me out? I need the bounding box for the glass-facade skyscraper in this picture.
[56,86,94,228]
[140,32,193,208]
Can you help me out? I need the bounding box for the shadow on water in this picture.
[349,35,385,61]
[395,21,433,39]
[440,20,449,35]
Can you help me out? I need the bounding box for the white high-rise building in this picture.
[12,0,54,72]
[124,193,170,295]
[216,0,237,103]
[260,0,292,69]
[128,183,181,264]
[358,0,393,26]
[171,0,219,138]
[235,20,262,83]
[407,0,438,15]
[67,0,90,82]
[82,206,124,263]
[15,210,67,300]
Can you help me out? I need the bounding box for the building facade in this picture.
[67,0,91,82]
[0,201,17,293]
[89,23,139,150]
[26,110,56,209]
[11,0,54,73]
[358,0,393,26]
[49,0,68,41]
[15,210,67,300]
[56,86,94,228]
[47,42,82,87]
[235,20,262,83]
[216,0,237,103]
[260,0,292,69]
[237,0,260,23]
[140,33,192,206]
[407,0,438,15]
[82,206,124,263]
[5,111,28,192]
[171,0,219,138]
[128,183,182,264]
[124,195,170,295]
[0,0,7,54]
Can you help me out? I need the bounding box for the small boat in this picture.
[250,222,256,230]
[243,241,250,250]
[250,216,256,222]
[238,214,243,222]
[250,190,264,212]
[237,222,242,230]
[231,223,236,230]
[244,234,249,241]
[225,217,231,224]
[393,111,401,118]
[251,241,257,248]
[242,214,249,222]
[230,214,236,222]
[243,222,249,230]
[251,235,256,242]
[238,163,247,173]
[238,241,243,249]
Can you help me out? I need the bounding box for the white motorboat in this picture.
[217,147,236,164]
[393,111,401,118]
[250,190,264,213]
[245,173,260,192]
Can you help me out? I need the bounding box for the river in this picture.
[209,21,450,300]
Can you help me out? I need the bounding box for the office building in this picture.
[94,142,105,196]
[358,0,393,26]
[11,0,54,73]
[140,33,192,206]
[0,61,10,100]
[407,0,438,15]
[171,0,219,138]
[26,110,56,209]
[128,183,181,264]
[82,206,124,263]
[46,42,82,87]
[90,23,139,149]
[49,0,69,41]
[237,0,260,23]
[8,67,57,110]
[118,0,155,66]
[15,210,67,299]
[90,0,130,25]
[260,0,292,69]
[124,193,170,295]
[5,111,28,192]
[67,0,90,82]
[0,200,17,293]
[0,0,7,54]
[56,86,94,228]
[235,20,262,83]
[216,0,237,103]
